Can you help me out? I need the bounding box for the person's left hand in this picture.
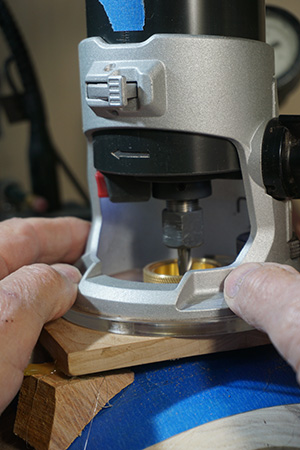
[0,217,90,413]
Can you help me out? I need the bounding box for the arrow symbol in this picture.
[111,150,150,160]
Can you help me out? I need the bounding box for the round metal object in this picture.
[143,258,220,284]
[86,0,265,43]
[266,6,300,103]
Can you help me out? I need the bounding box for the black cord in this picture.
[4,56,19,94]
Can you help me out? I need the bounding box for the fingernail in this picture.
[224,263,262,299]
[52,264,81,284]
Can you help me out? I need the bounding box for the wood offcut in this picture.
[14,363,134,450]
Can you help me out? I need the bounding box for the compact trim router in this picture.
[65,0,300,337]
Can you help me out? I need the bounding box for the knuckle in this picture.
[0,263,75,324]
[23,263,62,287]
[245,264,294,298]
[6,218,34,238]
[4,218,38,254]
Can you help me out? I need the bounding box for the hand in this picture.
[224,262,300,383]
[0,217,90,413]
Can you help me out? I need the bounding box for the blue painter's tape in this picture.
[99,0,145,32]
[70,346,300,450]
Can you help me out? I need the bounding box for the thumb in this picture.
[224,262,300,382]
[0,263,80,413]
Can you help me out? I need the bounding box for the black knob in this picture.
[262,115,300,200]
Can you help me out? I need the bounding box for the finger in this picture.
[0,262,80,412]
[224,262,300,382]
[0,217,90,279]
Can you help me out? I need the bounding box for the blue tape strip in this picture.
[69,346,300,449]
[99,0,145,32]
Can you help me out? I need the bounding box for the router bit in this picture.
[162,199,203,275]
[177,248,192,276]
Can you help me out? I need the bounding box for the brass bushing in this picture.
[143,258,220,284]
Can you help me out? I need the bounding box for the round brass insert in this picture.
[143,258,220,284]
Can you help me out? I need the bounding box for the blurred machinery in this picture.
[0,0,89,220]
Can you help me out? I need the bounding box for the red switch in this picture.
[95,171,109,198]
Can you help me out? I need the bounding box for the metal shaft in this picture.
[177,248,192,275]
[171,201,197,275]
[163,199,202,275]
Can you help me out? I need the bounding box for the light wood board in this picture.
[40,318,270,376]
[146,403,300,449]
[14,362,134,450]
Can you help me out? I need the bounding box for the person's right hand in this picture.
[224,262,300,383]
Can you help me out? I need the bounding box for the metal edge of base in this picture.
[63,308,253,338]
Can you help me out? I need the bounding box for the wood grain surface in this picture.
[13,363,134,450]
[40,318,270,376]
[146,403,300,449]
